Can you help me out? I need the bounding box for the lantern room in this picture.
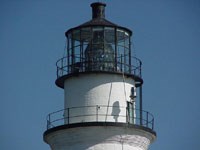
[66,23,132,72]
[56,2,143,88]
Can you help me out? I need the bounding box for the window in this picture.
[127,101,135,124]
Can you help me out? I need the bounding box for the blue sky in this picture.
[1,0,200,150]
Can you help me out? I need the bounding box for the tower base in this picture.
[44,122,156,150]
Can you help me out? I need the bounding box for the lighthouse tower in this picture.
[43,2,156,150]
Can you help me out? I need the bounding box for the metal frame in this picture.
[56,56,142,79]
[46,105,154,130]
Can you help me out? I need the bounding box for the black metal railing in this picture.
[56,56,142,78]
[46,105,154,130]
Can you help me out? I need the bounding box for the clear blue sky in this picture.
[1,0,200,150]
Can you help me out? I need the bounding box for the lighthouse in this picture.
[43,2,156,150]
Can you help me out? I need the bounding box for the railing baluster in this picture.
[45,106,154,131]
[67,108,70,124]
[48,114,51,129]
[146,111,149,127]
[152,118,154,130]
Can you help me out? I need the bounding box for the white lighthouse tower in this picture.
[43,2,156,150]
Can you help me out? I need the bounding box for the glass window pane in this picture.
[81,27,92,42]
[105,27,115,43]
[92,27,104,44]
[72,29,80,41]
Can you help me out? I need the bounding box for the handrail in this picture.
[56,56,142,78]
[46,105,154,130]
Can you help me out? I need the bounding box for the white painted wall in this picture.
[45,126,156,150]
[64,73,135,124]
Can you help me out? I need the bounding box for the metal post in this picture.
[47,120,48,129]
[139,60,143,126]
[139,86,143,125]
[47,114,51,129]
[129,36,131,74]
[67,108,70,124]
[120,54,123,72]
[146,111,149,127]
[152,118,154,130]
[80,29,83,65]
[67,36,70,73]
[114,28,117,71]
[61,58,63,76]
[126,106,128,123]
[56,66,59,78]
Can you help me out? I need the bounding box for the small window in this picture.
[130,87,136,100]
[127,101,135,124]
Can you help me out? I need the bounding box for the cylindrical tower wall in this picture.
[64,73,135,124]
[44,125,156,150]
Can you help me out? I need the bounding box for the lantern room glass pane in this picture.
[117,29,130,42]
[84,26,115,71]
[72,30,81,60]
[92,27,104,44]
[116,28,131,73]
[81,27,92,42]
[105,27,115,43]
[72,29,80,41]
[67,32,72,60]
